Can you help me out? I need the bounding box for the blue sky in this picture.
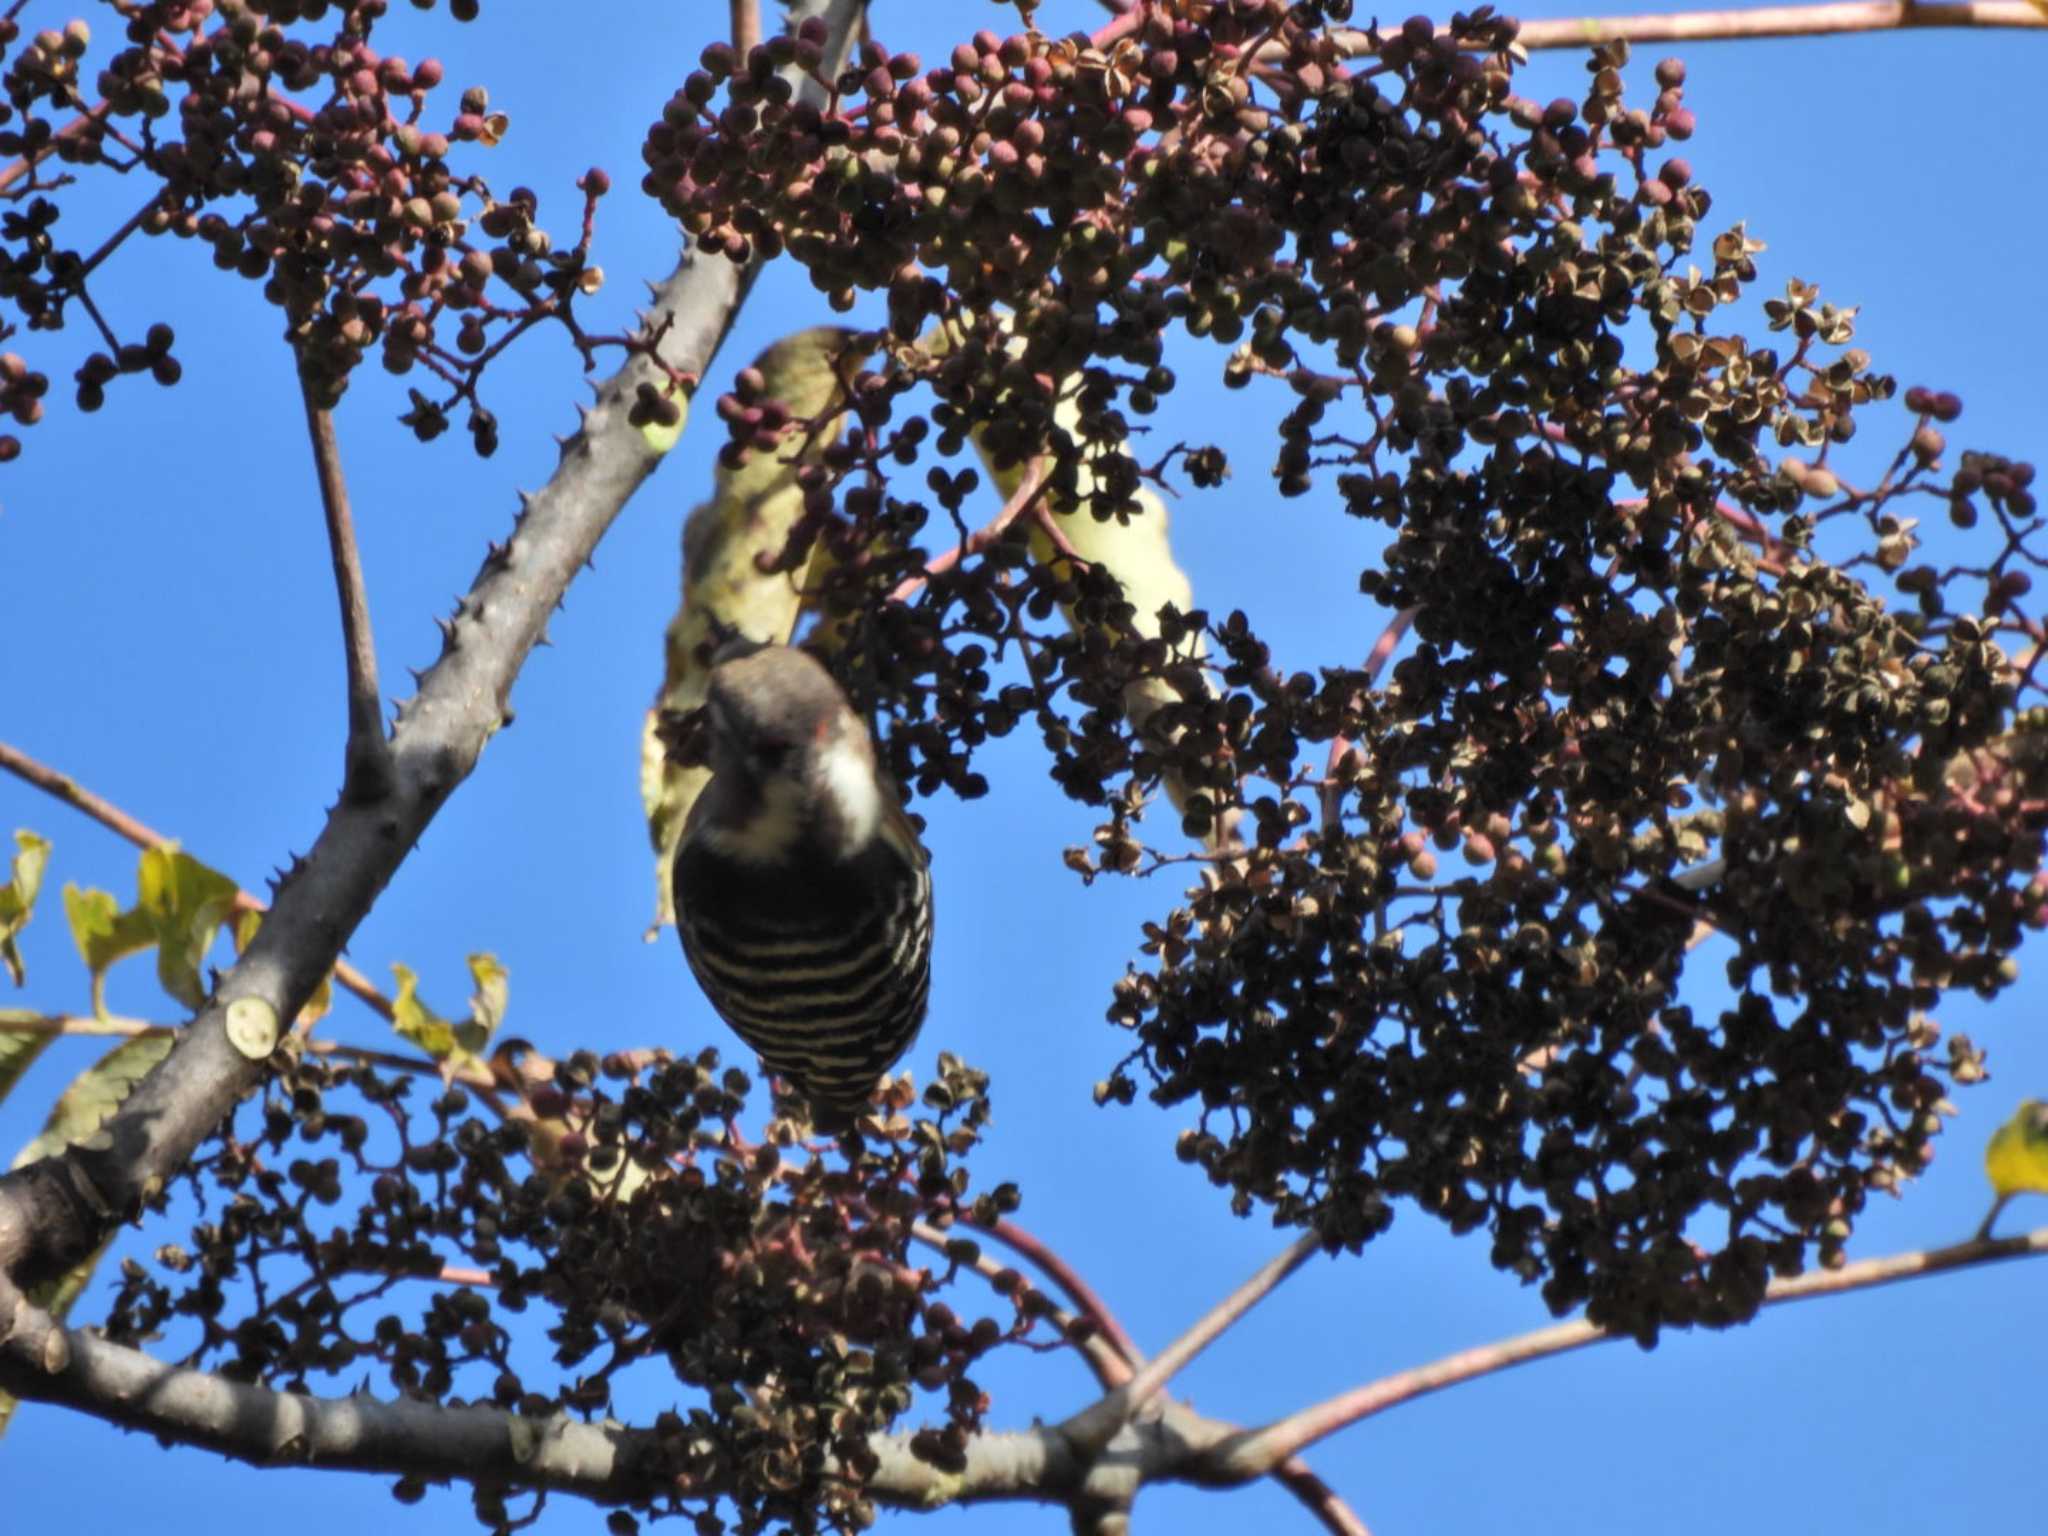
[3,3,2045,1531]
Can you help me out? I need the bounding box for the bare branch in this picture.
[1198,1224,2048,1481]
[0,738,198,862]
[0,98,113,195]
[1269,1461,1374,1536]
[0,1322,1084,1514]
[0,0,867,1343]
[0,1013,495,1090]
[22,1224,2023,1528]
[1510,1,2046,49]
[1060,1233,1320,1454]
[300,386,391,799]
[1307,1,2048,56]
[912,1219,1371,1536]
[0,737,395,1023]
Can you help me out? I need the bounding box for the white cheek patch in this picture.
[818,737,882,850]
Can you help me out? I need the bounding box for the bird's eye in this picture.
[749,738,791,773]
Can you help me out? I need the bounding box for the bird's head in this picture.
[691,642,883,863]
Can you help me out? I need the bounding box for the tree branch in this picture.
[0,1309,1343,1529]
[1059,1233,1320,1455]
[1508,1,2047,49]
[25,1224,2024,1527]
[1196,1224,2048,1482]
[0,0,867,1350]
[300,385,392,799]
[1268,1462,1373,1536]
[1309,0,2048,56]
[0,1013,496,1091]
[912,1219,1371,1536]
[0,1321,1085,1514]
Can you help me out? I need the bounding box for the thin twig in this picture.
[1060,1232,1321,1454]
[301,387,391,798]
[889,456,1051,605]
[980,1215,1144,1369]
[0,737,394,1022]
[1308,0,2048,57]
[910,1221,1131,1392]
[1320,606,1418,831]
[1200,1224,2048,1480]
[1031,503,1091,568]
[1511,0,2046,48]
[0,1013,497,1089]
[1270,1462,1373,1536]
[1364,606,1418,683]
[0,98,111,195]
[913,1215,1370,1536]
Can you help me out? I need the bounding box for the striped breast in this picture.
[673,826,932,1114]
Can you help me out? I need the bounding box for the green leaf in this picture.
[458,952,509,1057]
[0,1030,174,1442]
[0,1009,56,1110]
[136,846,239,1010]
[62,885,156,1019]
[0,830,51,987]
[12,1031,176,1170]
[394,960,499,1079]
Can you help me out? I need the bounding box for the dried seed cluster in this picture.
[656,2,2048,1340]
[0,0,609,459]
[47,5,2048,1529]
[109,1049,1042,1533]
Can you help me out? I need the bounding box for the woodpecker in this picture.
[671,641,933,1125]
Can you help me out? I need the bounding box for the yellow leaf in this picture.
[136,845,238,1010]
[459,952,508,1057]
[61,884,155,1019]
[390,962,457,1059]
[0,830,51,987]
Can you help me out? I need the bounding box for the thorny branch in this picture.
[1,1227,2037,1524]
[0,0,867,1388]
